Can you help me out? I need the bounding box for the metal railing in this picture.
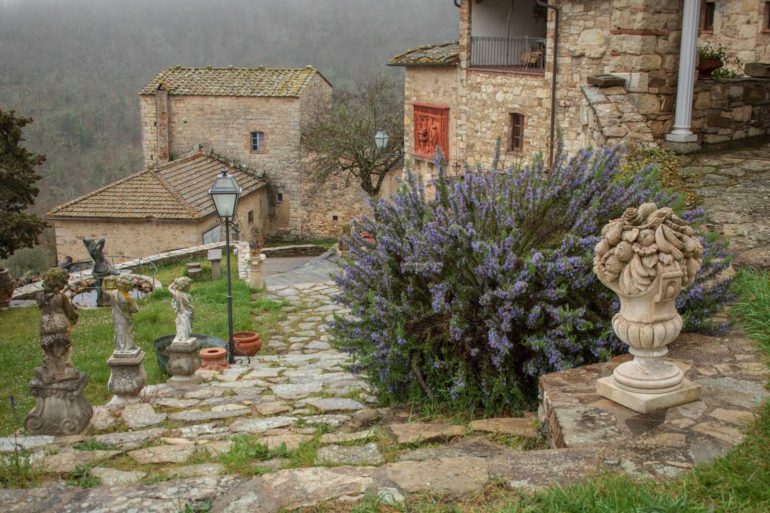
[470,36,547,72]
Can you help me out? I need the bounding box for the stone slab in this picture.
[385,456,488,495]
[230,416,297,433]
[316,443,384,466]
[390,423,466,444]
[90,466,146,485]
[468,417,537,438]
[597,377,702,414]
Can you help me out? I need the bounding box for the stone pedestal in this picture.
[25,372,93,435]
[249,254,266,289]
[596,375,701,414]
[166,338,201,389]
[107,349,147,406]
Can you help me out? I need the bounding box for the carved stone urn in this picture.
[594,203,704,413]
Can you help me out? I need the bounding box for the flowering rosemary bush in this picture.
[332,146,731,413]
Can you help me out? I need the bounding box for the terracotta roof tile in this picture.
[139,66,321,97]
[48,153,265,220]
[389,42,459,67]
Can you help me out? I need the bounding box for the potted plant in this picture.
[232,331,262,356]
[0,267,15,308]
[697,43,725,79]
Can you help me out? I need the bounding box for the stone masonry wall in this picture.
[698,0,770,66]
[691,78,770,144]
[581,85,657,147]
[464,70,550,166]
[53,188,267,263]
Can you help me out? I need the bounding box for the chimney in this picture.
[155,83,171,163]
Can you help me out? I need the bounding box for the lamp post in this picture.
[374,130,389,152]
[208,168,242,364]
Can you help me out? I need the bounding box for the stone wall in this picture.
[52,189,268,263]
[698,0,770,66]
[691,78,770,143]
[581,85,657,147]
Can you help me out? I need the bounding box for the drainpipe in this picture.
[536,0,559,168]
[453,0,461,7]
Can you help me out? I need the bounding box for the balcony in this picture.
[470,36,546,73]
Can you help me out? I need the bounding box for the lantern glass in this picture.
[374,130,389,150]
[208,171,242,219]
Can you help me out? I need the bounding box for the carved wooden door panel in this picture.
[413,103,449,160]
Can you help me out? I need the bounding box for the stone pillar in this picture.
[167,338,201,389]
[107,349,147,406]
[665,0,701,151]
[249,253,266,289]
[155,85,170,164]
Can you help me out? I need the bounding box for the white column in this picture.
[666,0,701,143]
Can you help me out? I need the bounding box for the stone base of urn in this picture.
[597,376,701,414]
[107,349,147,406]
[166,337,201,389]
[25,372,93,435]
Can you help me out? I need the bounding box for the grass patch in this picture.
[219,434,290,476]
[73,439,116,451]
[0,448,41,488]
[0,258,287,435]
[66,463,100,488]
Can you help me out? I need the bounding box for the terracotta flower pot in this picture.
[199,347,229,372]
[0,267,16,308]
[232,331,262,356]
[697,57,723,78]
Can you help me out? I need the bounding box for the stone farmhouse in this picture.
[49,66,369,262]
[389,0,770,174]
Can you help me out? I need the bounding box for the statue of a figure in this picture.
[83,238,118,306]
[169,277,194,342]
[36,268,79,383]
[106,276,139,354]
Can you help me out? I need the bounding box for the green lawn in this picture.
[0,260,285,436]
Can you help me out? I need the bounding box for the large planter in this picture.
[232,331,262,356]
[0,267,16,308]
[697,57,723,78]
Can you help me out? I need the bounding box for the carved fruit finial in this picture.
[594,203,703,296]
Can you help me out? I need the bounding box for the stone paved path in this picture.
[680,139,770,268]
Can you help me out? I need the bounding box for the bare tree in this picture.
[302,79,403,197]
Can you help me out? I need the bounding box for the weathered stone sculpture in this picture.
[166,277,200,387]
[594,203,703,413]
[83,238,118,306]
[25,268,93,434]
[106,276,146,405]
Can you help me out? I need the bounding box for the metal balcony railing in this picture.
[470,36,547,72]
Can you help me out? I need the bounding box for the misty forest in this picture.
[0,0,456,215]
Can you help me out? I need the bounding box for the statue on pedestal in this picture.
[83,238,118,307]
[25,268,92,434]
[105,275,146,404]
[166,276,200,387]
[594,203,704,413]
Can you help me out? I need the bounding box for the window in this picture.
[509,113,524,152]
[413,103,450,160]
[247,210,254,224]
[276,192,284,203]
[332,214,339,221]
[202,225,221,244]
[703,1,715,32]
[250,131,265,152]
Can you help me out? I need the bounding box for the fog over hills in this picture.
[0,0,457,211]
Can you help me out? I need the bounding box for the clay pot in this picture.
[697,57,722,78]
[199,347,230,372]
[232,331,262,356]
[0,267,16,308]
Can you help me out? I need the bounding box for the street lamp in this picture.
[208,168,242,364]
[374,130,389,151]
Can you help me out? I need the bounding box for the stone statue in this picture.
[83,238,118,306]
[106,276,139,354]
[594,203,704,413]
[169,276,194,343]
[166,276,200,387]
[36,268,79,383]
[26,268,93,434]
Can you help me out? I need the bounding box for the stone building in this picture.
[48,152,267,263]
[390,0,770,173]
[50,66,371,261]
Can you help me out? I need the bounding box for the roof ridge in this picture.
[47,168,154,216]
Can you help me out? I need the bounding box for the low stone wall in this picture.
[262,244,330,258]
[580,86,657,147]
[692,78,770,144]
